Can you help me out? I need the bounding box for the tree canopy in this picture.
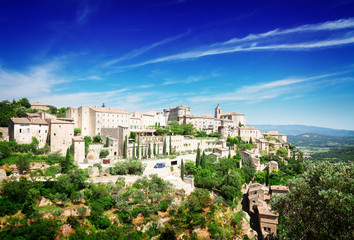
[271,162,353,240]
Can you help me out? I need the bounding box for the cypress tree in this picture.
[62,148,73,173]
[163,138,167,155]
[169,136,172,155]
[132,143,135,159]
[148,143,151,158]
[106,137,110,147]
[137,136,140,159]
[196,144,201,167]
[153,142,156,156]
[249,137,253,144]
[180,159,184,181]
[141,145,144,159]
[201,150,206,169]
[123,136,128,159]
[266,166,270,186]
[157,143,160,154]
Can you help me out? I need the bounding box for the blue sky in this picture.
[1,0,354,130]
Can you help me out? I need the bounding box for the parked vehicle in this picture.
[154,163,166,168]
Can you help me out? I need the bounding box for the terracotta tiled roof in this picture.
[221,112,244,116]
[31,102,48,106]
[90,107,129,114]
[10,117,48,125]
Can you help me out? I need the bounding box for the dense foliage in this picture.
[271,162,353,240]
[310,146,354,162]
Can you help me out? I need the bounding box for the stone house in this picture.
[30,102,49,111]
[9,117,49,148]
[248,183,289,238]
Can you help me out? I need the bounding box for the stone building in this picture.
[66,106,130,136]
[263,131,287,143]
[30,102,49,111]
[163,105,191,123]
[48,119,74,154]
[248,183,289,238]
[238,126,262,142]
[73,137,85,163]
[9,117,49,148]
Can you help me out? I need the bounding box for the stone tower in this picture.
[215,104,222,119]
[73,137,85,164]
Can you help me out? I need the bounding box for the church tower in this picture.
[215,104,222,119]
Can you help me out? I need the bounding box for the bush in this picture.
[93,135,102,143]
[99,149,109,158]
[159,200,168,212]
[97,216,111,229]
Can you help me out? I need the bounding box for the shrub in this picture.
[159,200,168,212]
[99,149,109,158]
[97,216,111,229]
[93,135,102,143]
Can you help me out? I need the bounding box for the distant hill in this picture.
[251,124,354,137]
[287,134,354,148]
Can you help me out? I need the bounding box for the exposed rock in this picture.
[0,169,6,180]
[38,197,53,207]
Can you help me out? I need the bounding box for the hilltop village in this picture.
[0,101,302,239]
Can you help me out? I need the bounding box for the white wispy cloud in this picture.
[113,18,354,70]
[102,31,190,67]
[76,0,96,24]
[187,70,352,103]
[0,60,68,101]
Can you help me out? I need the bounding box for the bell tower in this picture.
[215,104,222,119]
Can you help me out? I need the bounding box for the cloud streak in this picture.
[102,31,190,67]
[187,70,352,103]
[112,18,354,70]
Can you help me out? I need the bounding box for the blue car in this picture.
[154,163,166,168]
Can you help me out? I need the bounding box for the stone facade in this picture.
[163,105,191,123]
[238,126,262,142]
[30,102,49,111]
[9,117,49,148]
[73,137,85,164]
[248,183,289,238]
[48,119,74,155]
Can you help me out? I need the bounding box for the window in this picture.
[39,130,41,133]
[54,133,56,136]
[45,130,47,133]
[19,129,22,133]
[27,128,30,133]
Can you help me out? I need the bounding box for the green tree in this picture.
[132,142,136,159]
[169,136,172,154]
[196,144,201,167]
[271,162,354,240]
[277,147,288,158]
[201,151,206,169]
[180,159,184,181]
[148,143,151,158]
[16,154,31,173]
[93,135,102,143]
[16,106,27,117]
[123,136,127,159]
[61,148,74,173]
[99,149,109,158]
[74,128,81,136]
[137,136,140,159]
[163,138,167,155]
[106,136,110,147]
[153,142,156,156]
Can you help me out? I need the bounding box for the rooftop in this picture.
[91,107,129,114]
[10,117,48,125]
[31,102,48,106]
[221,112,244,116]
